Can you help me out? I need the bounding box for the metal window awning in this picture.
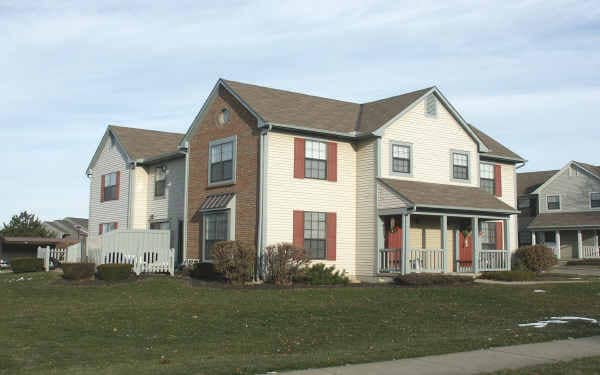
[200,193,235,211]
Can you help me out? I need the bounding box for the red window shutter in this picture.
[326,212,336,261]
[327,142,337,182]
[100,175,105,203]
[293,138,305,179]
[114,222,119,230]
[293,210,304,248]
[495,221,503,250]
[99,224,103,235]
[115,171,121,200]
[494,164,502,197]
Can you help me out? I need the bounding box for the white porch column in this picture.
[577,230,583,259]
[376,216,384,274]
[554,230,561,259]
[531,231,536,245]
[594,230,599,253]
[441,215,448,272]
[402,213,411,275]
[504,219,511,270]
[472,217,480,274]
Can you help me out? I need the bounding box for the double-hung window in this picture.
[452,152,469,180]
[480,222,497,250]
[480,163,495,194]
[100,222,117,234]
[154,167,166,197]
[304,211,326,259]
[203,211,229,260]
[392,143,411,174]
[103,172,118,201]
[591,192,600,208]
[209,138,235,184]
[547,195,560,210]
[304,140,327,179]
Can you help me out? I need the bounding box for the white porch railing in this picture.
[379,248,402,273]
[37,246,69,271]
[378,248,446,273]
[582,246,600,259]
[408,249,446,273]
[87,248,175,276]
[478,250,510,272]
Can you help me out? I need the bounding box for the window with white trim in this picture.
[304,211,326,259]
[392,144,411,174]
[547,195,560,210]
[425,94,437,116]
[591,192,600,208]
[103,172,118,201]
[304,140,327,179]
[480,222,497,250]
[452,152,469,180]
[100,222,117,234]
[480,163,495,194]
[154,167,166,197]
[203,211,229,260]
[209,139,234,184]
[518,197,530,209]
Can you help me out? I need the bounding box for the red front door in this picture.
[385,217,403,267]
[459,231,473,267]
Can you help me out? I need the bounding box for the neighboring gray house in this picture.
[86,125,186,263]
[43,217,88,240]
[517,161,600,259]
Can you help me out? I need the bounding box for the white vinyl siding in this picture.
[380,95,479,186]
[537,164,600,213]
[265,131,357,278]
[88,134,130,241]
[355,139,377,279]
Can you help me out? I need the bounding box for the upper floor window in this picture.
[305,140,327,179]
[209,137,236,185]
[392,143,411,174]
[480,163,495,194]
[103,172,118,201]
[547,195,560,210]
[425,94,437,117]
[452,152,469,181]
[154,167,166,197]
[591,192,600,208]
[304,211,327,259]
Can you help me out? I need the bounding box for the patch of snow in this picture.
[533,289,546,293]
[519,316,599,328]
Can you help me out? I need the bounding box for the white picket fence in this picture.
[87,247,175,276]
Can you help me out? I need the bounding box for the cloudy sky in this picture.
[1,0,599,224]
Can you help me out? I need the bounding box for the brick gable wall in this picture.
[186,85,260,259]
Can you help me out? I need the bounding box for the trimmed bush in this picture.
[567,259,600,266]
[513,245,558,272]
[97,264,133,281]
[263,242,310,285]
[190,262,224,281]
[11,257,44,273]
[394,273,474,286]
[213,241,256,284]
[479,270,536,282]
[61,263,96,280]
[296,264,350,285]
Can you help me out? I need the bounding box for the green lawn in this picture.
[488,356,600,374]
[1,273,600,375]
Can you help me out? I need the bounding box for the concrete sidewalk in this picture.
[276,336,600,375]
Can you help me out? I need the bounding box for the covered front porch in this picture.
[377,212,511,274]
[376,178,517,275]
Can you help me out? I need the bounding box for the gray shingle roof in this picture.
[527,212,600,229]
[517,169,559,196]
[109,125,184,161]
[222,79,521,161]
[379,178,516,213]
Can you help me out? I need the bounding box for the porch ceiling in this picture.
[528,211,600,230]
[378,178,517,214]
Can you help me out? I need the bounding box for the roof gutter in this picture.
[414,204,519,215]
[262,122,374,141]
[135,150,186,165]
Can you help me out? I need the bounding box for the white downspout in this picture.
[256,124,271,280]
